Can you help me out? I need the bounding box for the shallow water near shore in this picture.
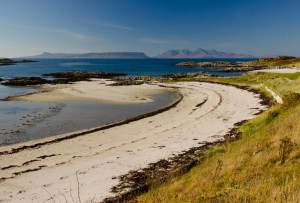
[0,58,253,146]
[0,85,36,99]
[0,100,61,146]
[0,91,180,146]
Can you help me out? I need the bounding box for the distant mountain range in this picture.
[155,48,255,59]
[26,49,255,59]
[28,52,149,59]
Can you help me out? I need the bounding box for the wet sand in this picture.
[0,101,63,146]
[0,80,179,145]
[0,81,266,202]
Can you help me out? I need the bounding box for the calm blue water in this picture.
[0,58,256,100]
[0,58,255,98]
[0,58,255,145]
[0,58,254,79]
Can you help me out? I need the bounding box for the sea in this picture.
[0,58,254,146]
[0,58,252,79]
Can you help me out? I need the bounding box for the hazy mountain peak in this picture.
[155,48,255,59]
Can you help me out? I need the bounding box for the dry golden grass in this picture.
[133,73,300,203]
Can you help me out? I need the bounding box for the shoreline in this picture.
[103,120,247,203]
[0,90,183,155]
[0,81,267,202]
[104,81,272,202]
[6,79,173,104]
[0,80,180,147]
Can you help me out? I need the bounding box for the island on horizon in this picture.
[21,48,255,59]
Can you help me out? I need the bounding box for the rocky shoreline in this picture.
[162,72,216,78]
[176,56,300,72]
[1,71,127,86]
[176,61,267,72]
[42,71,127,79]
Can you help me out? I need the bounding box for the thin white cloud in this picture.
[50,28,92,40]
[96,21,135,30]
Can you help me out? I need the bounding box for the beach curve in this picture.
[0,81,267,202]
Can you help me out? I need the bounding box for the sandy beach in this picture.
[251,68,300,74]
[0,81,266,202]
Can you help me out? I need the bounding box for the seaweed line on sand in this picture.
[102,120,247,203]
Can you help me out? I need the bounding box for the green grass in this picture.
[133,72,300,203]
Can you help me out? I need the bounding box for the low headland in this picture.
[176,56,300,72]
[0,58,37,66]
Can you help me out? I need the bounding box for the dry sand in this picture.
[251,68,300,74]
[0,81,266,202]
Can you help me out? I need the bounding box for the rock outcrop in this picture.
[176,61,268,72]
[162,72,215,78]
[42,71,127,79]
[3,71,127,86]
[2,77,49,86]
[176,61,241,68]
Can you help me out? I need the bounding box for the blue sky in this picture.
[1,0,300,57]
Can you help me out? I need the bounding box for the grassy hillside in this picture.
[134,72,300,202]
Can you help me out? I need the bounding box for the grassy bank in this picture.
[172,72,300,97]
[134,72,300,202]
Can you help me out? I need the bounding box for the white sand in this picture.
[251,68,300,74]
[0,81,266,202]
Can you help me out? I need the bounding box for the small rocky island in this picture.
[176,56,300,72]
[0,58,38,66]
[42,71,127,79]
